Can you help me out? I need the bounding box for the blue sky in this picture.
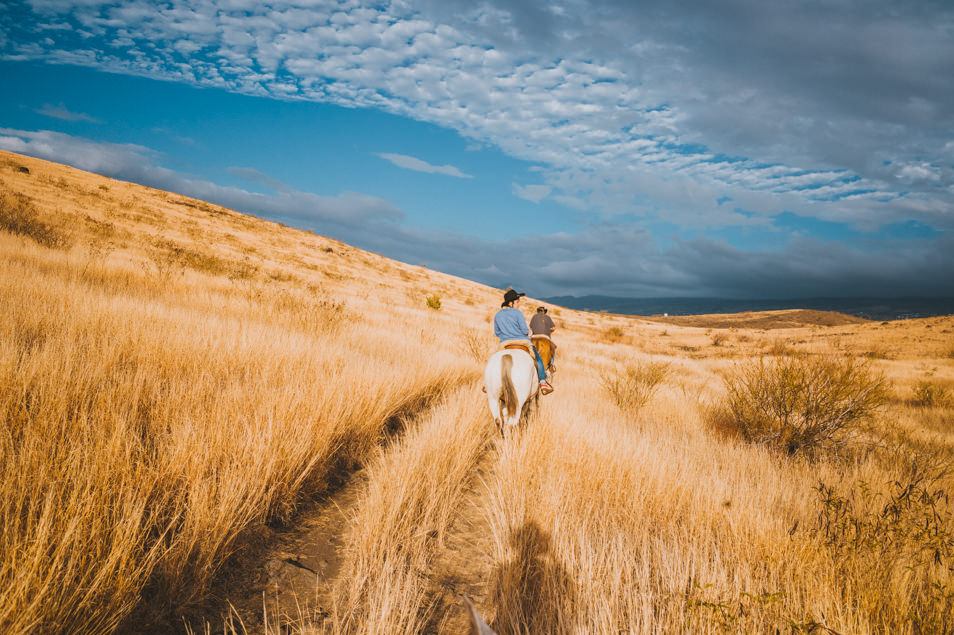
[1,0,953,298]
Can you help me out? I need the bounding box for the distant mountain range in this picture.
[543,296,954,321]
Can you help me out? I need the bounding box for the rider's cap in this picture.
[537,306,547,313]
[502,288,525,306]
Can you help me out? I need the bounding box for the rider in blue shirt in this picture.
[493,288,554,394]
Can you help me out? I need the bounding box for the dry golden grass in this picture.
[3,150,954,635]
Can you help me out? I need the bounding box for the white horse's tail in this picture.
[499,354,518,419]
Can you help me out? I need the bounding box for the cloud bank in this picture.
[3,127,951,299]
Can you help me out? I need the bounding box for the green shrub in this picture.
[0,191,70,249]
[710,354,887,454]
[425,294,441,310]
[600,361,671,413]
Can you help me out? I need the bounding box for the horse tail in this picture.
[499,354,518,419]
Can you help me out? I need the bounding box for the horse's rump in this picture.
[531,335,553,370]
[484,349,538,432]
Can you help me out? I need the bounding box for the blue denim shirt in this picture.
[493,307,529,343]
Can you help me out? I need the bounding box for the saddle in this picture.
[503,342,533,357]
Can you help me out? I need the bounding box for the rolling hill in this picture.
[2,149,954,635]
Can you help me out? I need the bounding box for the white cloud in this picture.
[35,102,100,122]
[512,183,551,203]
[376,152,472,178]
[897,162,941,183]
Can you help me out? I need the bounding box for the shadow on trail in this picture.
[489,521,576,635]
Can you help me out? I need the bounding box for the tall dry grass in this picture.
[4,152,954,635]
[0,233,463,634]
[272,335,951,633]
[478,367,954,634]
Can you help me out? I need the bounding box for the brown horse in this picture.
[531,335,554,372]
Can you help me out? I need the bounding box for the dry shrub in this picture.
[709,354,887,454]
[425,294,442,310]
[600,361,670,413]
[711,333,728,347]
[605,325,625,341]
[0,191,70,249]
[913,380,952,408]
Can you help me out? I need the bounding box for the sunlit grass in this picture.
[3,150,954,635]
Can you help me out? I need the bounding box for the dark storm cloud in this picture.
[421,0,954,193]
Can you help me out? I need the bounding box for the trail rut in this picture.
[178,381,503,634]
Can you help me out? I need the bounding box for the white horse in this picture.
[483,348,539,434]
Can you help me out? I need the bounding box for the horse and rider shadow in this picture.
[486,520,577,634]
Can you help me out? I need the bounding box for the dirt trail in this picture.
[178,464,364,633]
[421,447,500,634]
[181,386,503,634]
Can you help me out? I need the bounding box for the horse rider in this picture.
[493,288,554,395]
[529,306,557,371]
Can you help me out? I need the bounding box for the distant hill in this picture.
[544,295,954,321]
[641,309,868,330]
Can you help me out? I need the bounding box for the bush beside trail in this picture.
[709,353,888,455]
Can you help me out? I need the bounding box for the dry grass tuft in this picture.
[0,191,70,249]
[814,461,954,632]
[912,379,953,409]
[460,327,495,362]
[599,360,671,414]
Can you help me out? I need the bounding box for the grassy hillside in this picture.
[1,149,953,634]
